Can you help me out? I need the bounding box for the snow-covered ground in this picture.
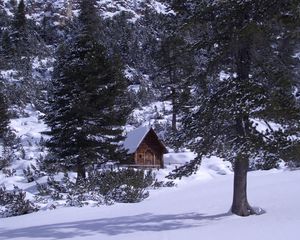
[1,107,299,239]
[1,166,299,240]
[9,105,48,162]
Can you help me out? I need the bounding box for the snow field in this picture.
[1,163,299,240]
[1,106,299,240]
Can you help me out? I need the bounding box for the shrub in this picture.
[23,164,43,183]
[1,168,16,177]
[88,168,155,203]
[36,168,167,206]
[0,185,39,218]
[36,175,69,200]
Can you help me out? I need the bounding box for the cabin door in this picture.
[145,150,154,166]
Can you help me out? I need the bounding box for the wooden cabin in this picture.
[122,126,168,168]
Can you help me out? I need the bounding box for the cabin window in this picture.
[139,154,143,159]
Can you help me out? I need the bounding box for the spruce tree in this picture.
[167,0,300,216]
[10,0,28,58]
[0,79,10,168]
[45,0,130,182]
[154,14,196,151]
[156,32,194,132]
[0,89,9,140]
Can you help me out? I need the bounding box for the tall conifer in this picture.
[11,0,28,58]
[167,0,300,216]
[45,0,130,181]
[0,90,9,140]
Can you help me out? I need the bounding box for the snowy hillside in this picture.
[0,0,172,24]
[0,113,232,209]
[1,168,299,240]
[0,105,47,191]
[98,0,173,21]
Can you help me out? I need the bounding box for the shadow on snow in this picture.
[0,212,232,239]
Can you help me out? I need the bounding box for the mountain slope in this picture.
[0,0,172,24]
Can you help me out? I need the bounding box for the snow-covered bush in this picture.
[0,157,10,170]
[36,169,157,206]
[65,179,104,207]
[0,185,39,218]
[66,192,88,207]
[36,175,70,200]
[1,168,16,177]
[286,160,300,169]
[249,155,281,171]
[23,166,34,182]
[88,168,155,203]
[23,164,44,183]
[281,143,300,169]
[36,174,103,206]
[0,143,16,170]
[152,179,176,188]
[36,182,52,196]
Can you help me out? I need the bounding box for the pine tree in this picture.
[167,0,300,216]
[1,0,32,107]
[0,31,10,69]
[40,3,56,44]
[154,15,196,151]
[0,89,9,140]
[0,8,11,69]
[10,0,29,58]
[45,0,130,182]
[156,30,194,132]
[0,79,10,168]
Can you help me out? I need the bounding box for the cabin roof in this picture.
[123,126,167,154]
[123,126,150,154]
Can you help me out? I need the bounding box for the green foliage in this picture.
[0,82,16,169]
[280,142,300,168]
[1,168,16,177]
[9,0,29,59]
[36,169,156,205]
[166,0,300,178]
[88,168,155,203]
[0,0,47,108]
[0,185,39,218]
[36,175,69,200]
[250,155,281,171]
[78,0,100,38]
[135,85,156,107]
[23,164,44,183]
[13,0,26,30]
[44,0,131,180]
[0,88,9,139]
[152,179,176,188]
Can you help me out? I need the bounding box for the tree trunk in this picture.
[171,87,178,132]
[172,109,177,132]
[76,163,86,184]
[231,114,254,216]
[231,153,254,216]
[231,27,255,216]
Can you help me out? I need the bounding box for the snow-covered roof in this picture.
[123,126,151,154]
